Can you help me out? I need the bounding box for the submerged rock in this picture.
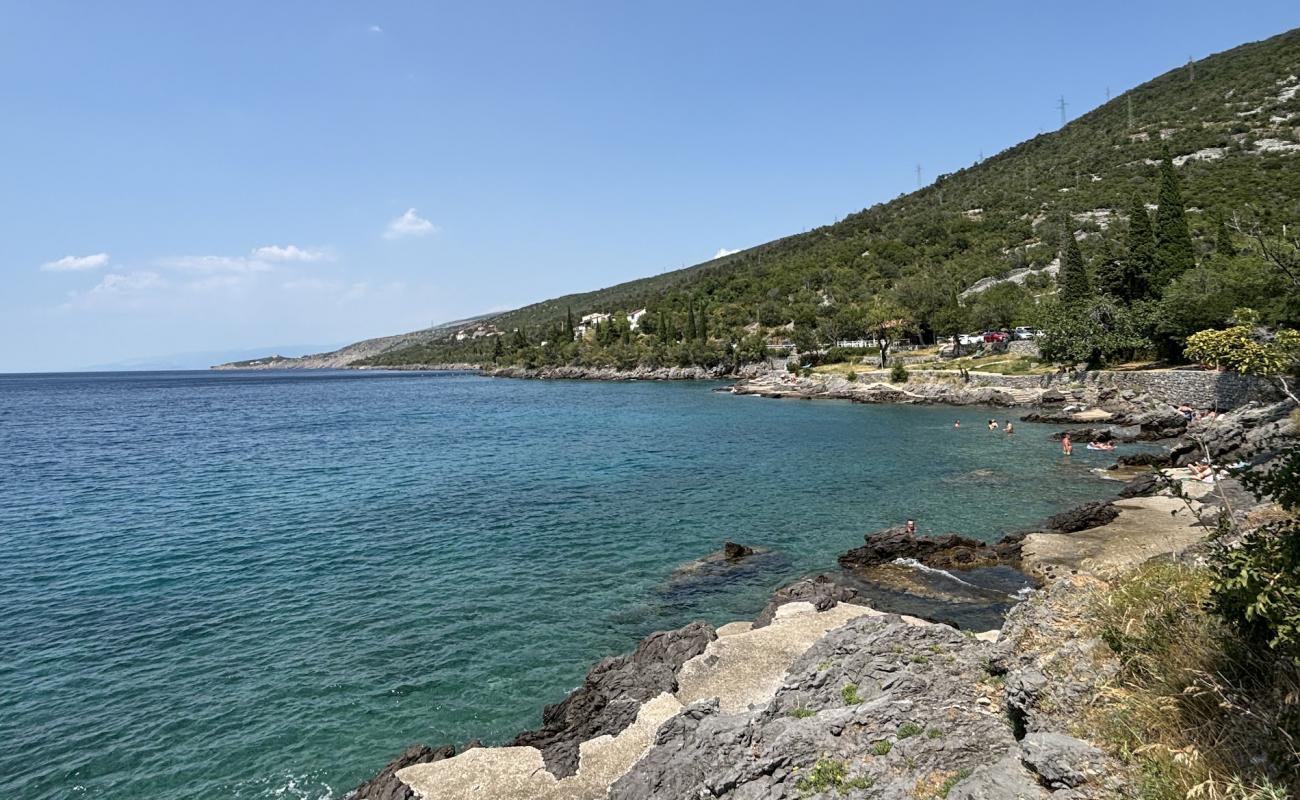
[507,620,716,777]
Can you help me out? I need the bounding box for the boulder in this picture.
[1020,732,1108,789]
[1117,472,1161,498]
[508,620,717,777]
[1103,424,1143,442]
[1042,501,1120,533]
[723,540,755,559]
[347,744,455,800]
[1115,451,1170,468]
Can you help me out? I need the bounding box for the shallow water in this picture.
[0,371,1137,799]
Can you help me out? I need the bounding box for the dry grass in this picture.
[1085,562,1300,800]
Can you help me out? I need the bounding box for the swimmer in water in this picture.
[1005,420,1014,434]
[1062,433,1073,455]
[954,420,961,429]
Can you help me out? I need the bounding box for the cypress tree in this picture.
[1124,194,1156,301]
[687,303,697,343]
[1057,230,1092,304]
[1214,214,1236,256]
[565,307,574,339]
[1153,151,1195,288]
[1095,258,1126,301]
[492,335,504,363]
[698,303,708,341]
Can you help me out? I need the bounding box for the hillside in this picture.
[229,27,1300,370]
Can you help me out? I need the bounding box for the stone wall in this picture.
[1060,369,1283,409]
[852,368,1282,409]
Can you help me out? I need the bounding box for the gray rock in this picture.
[509,620,717,777]
[1042,502,1119,534]
[1117,472,1161,498]
[950,754,1050,800]
[612,616,1015,799]
[1021,732,1107,789]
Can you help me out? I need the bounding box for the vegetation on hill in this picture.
[356,28,1300,371]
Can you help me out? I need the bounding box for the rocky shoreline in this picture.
[345,387,1296,800]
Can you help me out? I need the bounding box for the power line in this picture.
[1057,95,1068,128]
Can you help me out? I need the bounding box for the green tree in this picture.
[565,307,575,340]
[687,302,698,343]
[1058,231,1092,304]
[1123,194,1157,302]
[1037,297,1150,368]
[969,283,1032,331]
[491,335,504,363]
[1153,151,1196,288]
[865,296,912,369]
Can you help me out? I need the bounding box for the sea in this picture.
[0,370,1135,799]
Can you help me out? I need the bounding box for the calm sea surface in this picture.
[0,371,1132,798]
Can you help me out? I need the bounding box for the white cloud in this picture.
[251,244,327,262]
[384,208,438,239]
[92,271,162,294]
[41,253,110,272]
[369,24,383,33]
[711,247,740,260]
[157,255,273,273]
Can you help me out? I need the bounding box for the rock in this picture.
[1021,732,1108,789]
[1115,451,1170,468]
[347,744,455,800]
[1041,389,1067,405]
[1053,427,1108,441]
[1117,472,1161,498]
[838,525,1017,571]
[1177,400,1296,465]
[751,575,857,628]
[1103,424,1142,441]
[723,540,755,559]
[611,616,1015,800]
[950,754,1050,800]
[1042,501,1120,533]
[508,620,717,777]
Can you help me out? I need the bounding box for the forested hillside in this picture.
[355,27,1300,370]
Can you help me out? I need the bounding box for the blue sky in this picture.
[2,2,1297,371]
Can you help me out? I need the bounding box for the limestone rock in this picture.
[347,743,455,800]
[508,620,717,777]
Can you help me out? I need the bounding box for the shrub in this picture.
[846,370,858,382]
[897,721,924,739]
[787,360,799,374]
[872,739,893,756]
[890,362,910,383]
[841,683,863,705]
[794,758,872,796]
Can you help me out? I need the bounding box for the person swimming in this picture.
[988,419,998,430]
[1062,433,1073,455]
[954,420,961,429]
[905,519,917,534]
[1005,420,1014,434]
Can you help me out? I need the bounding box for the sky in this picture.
[2,2,1297,372]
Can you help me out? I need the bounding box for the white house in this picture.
[626,308,648,330]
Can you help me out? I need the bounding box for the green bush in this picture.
[846,370,858,382]
[890,362,909,383]
[841,683,863,705]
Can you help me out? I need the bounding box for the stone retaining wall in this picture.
[853,368,1281,409]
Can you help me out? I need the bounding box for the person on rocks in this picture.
[1062,432,1073,456]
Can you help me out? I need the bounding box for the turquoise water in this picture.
[0,371,1132,799]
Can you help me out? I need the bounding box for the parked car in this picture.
[1013,327,1040,340]
[958,333,983,346]
[983,331,1010,343]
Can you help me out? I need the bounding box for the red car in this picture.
[983,331,1010,343]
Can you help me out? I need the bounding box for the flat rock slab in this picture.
[1020,495,1203,581]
